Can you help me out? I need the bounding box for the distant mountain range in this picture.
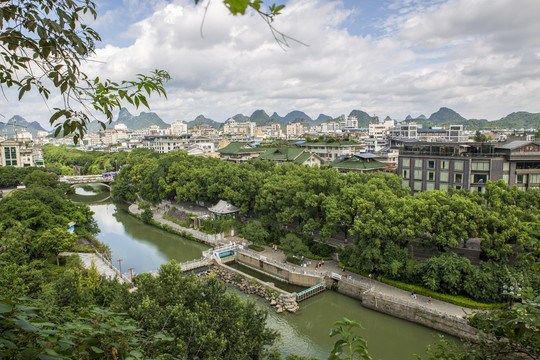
[3,107,540,137]
[0,115,46,138]
[406,107,540,130]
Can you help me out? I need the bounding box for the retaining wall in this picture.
[361,293,478,342]
[236,252,321,287]
[217,263,291,295]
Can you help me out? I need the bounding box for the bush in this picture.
[378,276,506,309]
[286,256,302,265]
[310,242,334,258]
[248,244,264,252]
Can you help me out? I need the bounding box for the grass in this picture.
[163,213,191,228]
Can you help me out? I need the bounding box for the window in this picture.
[439,184,448,191]
[455,185,462,190]
[471,161,490,171]
[455,173,463,183]
[531,174,540,183]
[414,170,422,180]
[402,158,410,167]
[440,161,449,169]
[414,159,422,168]
[517,174,528,184]
[503,174,509,183]
[402,169,409,179]
[426,182,435,191]
[428,160,435,169]
[427,171,435,181]
[402,180,409,188]
[503,162,509,171]
[414,181,422,191]
[473,174,488,184]
[440,172,449,182]
[454,161,463,171]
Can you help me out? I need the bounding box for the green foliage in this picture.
[0,297,152,359]
[43,147,540,303]
[243,220,270,244]
[473,130,489,142]
[421,288,540,360]
[328,318,372,360]
[140,208,153,224]
[378,277,505,310]
[0,1,169,142]
[200,216,239,234]
[248,244,265,252]
[124,262,279,359]
[23,170,59,188]
[281,233,310,257]
[32,227,78,265]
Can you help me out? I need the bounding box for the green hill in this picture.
[186,115,223,129]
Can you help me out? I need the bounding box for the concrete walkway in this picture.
[61,252,130,284]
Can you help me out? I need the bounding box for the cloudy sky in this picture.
[4,0,540,128]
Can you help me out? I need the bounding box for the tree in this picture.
[0,1,289,142]
[23,170,58,188]
[124,261,279,359]
[32,227,77,265]
[243,220,269,244]
[281,233,310,257]
[473,130,489,142]
[0,0,169,142]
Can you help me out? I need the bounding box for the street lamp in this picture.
[117,259,123,277]
[129,268,134,288]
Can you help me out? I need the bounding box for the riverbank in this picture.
[128,200,478,341]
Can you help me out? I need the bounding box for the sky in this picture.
[3,0,540,129]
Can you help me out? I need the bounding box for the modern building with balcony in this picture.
[398,140,540,193]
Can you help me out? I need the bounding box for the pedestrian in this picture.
[427,296,432,304]
[411,288,417,299]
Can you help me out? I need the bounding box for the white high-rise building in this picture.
[170,120,188,135]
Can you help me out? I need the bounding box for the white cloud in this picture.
[3,0,540,128]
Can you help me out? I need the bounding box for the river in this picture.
[72,186,453,360]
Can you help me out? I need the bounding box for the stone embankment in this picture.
[207,265,299,313]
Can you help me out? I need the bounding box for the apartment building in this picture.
[398,140,540,193]
[368,119,395,139]
[89,128,128,146]
[0,138,44,167]
[169,120,188,135]
[286,122,305,137]
[223,119,256,137]
[141,135,186,154]
[189,124,219,137]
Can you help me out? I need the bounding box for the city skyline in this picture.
[2,0,540,129]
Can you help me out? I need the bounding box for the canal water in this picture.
[72,186,454,360]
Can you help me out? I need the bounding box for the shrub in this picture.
[248,244,264,252]
[286,256,302,265]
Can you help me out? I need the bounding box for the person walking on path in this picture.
[411,288,417,299]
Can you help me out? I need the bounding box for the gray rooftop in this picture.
[496,140,534,150]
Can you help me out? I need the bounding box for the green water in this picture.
[228,262,306,293]
[72,186,455,360]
